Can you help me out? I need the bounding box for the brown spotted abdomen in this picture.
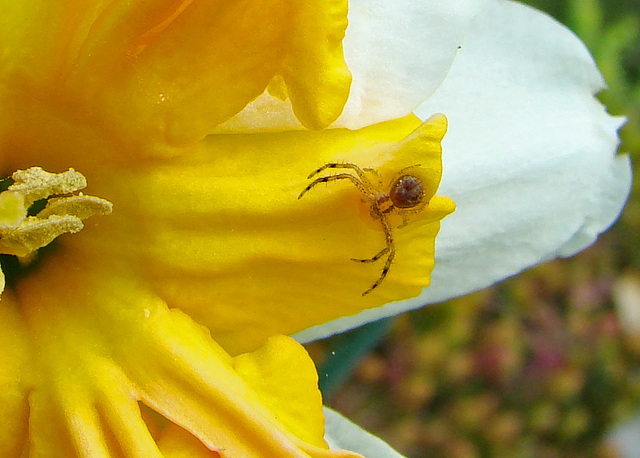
[389,175,424,209]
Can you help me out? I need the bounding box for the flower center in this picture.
[0,167,112,295]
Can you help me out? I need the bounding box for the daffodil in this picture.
[0,1,631,458]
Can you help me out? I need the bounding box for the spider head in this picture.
[389,175,424,209]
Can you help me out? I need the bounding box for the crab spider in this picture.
[299,162,427,296]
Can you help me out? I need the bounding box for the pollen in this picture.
[0,190,27,230]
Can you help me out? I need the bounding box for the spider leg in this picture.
[355,214,395,296]
[351,246,389,263]
[396,199,430,228]
[307,162,371,184]
[363,247,395,296]
[393,164,422,178]
[298,173,369,199]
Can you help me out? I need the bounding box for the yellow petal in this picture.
[66,0,291,151]
[72,114,453,354]
[15,253,361,457]
[0,0,350,159]
[0,291,30,456]
[232,335,327,449]
[279,0,351,129]
[19,269,162,456]
[158,424,218,458]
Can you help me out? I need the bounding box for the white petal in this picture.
[337,0,488,128]
[417,0,631,301]
[217,0,486,132]
[323,407,406,458]
[294,0,631,343]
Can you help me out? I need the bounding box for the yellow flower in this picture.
[0,0,454,455]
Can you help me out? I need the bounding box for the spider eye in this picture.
[390,175,424,208]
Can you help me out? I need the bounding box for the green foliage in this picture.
[567,0,640,155]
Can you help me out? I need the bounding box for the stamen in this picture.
[9,167,87,208]
[0,167,113,295]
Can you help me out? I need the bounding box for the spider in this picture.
[298,162,428,296]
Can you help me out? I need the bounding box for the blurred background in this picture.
[306,1,640,456]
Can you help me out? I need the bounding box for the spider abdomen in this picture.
[389,175,424,209]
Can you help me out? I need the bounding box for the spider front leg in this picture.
[351,214,395,296]
[298,173,370,199]
[307,162,371,183]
